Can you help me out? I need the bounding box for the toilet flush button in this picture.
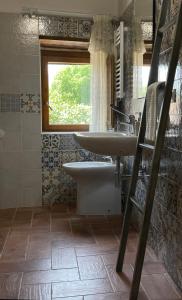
[0,129,5,138]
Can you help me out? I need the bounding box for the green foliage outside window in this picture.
[49,64,91,125]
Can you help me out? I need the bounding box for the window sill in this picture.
[41,131,88,134]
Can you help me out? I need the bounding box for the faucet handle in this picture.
[129,115,135,123]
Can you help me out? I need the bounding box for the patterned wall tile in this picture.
[42,167,61,205]
[42,150,60,169]
[141,21,153,41]
[0,93,21,112]
[42,134,60,151]
[59,134,78,151]
[20,93,40,113]
[76,149,97,162]
[122,0,182,291]
[60,150,77,165]
[39,15,92,40]
[155,176,179,216]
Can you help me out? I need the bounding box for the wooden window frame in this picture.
[41,49,90,132]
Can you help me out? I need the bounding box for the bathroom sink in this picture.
[74,132,137,156]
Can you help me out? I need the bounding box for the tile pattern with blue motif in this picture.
[41,134,108,206]
[21,93,40,113]
[122,0,182,292]
[39,15,92,40]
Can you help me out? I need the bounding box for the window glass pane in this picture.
[48,63,91,125]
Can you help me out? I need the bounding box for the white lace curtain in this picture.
[133,17,146,100]
[89,15,114,132]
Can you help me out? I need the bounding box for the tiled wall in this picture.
[39,15,95,206]
[121,0,182,291]
[0,14,42,208]
[0,12,98,208]
[41,134,106,206]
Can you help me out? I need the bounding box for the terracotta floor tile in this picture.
[52,247,77,269]
[51,212,72,219]
[76,244,119,257]
[52,235,96,248]
[101,252,118,266]
[0,272,22,299]
[55,297,83,300]
[0,208,16,219]
[32,207,50,214]
[12,222,32,231]
[32,212,50,231]
[85,216,108,224]
[71,223,93,237]
[30,231,71,242]
[19,283,51,300]
[123,249,156,265]
[93,229,118,247]
[0,220,12,229]
[22,268,79,284]
[107,215,123,228]
[77,255,107,280]
[0,229,9,254]
[52,278,113,298]
[14,210,32,222]
[141,274,181,299]
[70,216,88,226]
[84,291,149,300]
[106,264,133,293]
[126,236,139,252]
[0,258,51,273]
[51,219,71,232]
[27,240,51,260]
[1,232,28,261]
[164,273,182,298]
[140,261,166,275]
[51,203,69,213]
[0,206,181,300]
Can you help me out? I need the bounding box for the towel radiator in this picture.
[114,22,124,99]
[116,1,182,299]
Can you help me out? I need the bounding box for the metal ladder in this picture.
[116,1,182,299]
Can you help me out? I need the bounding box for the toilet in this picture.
[63,161,122,215]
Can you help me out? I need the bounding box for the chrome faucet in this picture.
[110,105,136,134]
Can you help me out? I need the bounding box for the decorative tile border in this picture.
[39,15,92,40]
[141,21,153,41]
[20,93,40,113]
[0,94,21,112]
[42,134,61,151]
[0,93,40,113]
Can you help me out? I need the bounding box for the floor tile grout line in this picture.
[0,227,11,259]
[50,210,52,233]
[75,247,81,280]
[24,210,33,261]
[140,279,152,300]
[104,258,116,293]
[164,273,182,299]
[17,272,24,300]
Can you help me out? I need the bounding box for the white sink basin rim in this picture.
[74,132,137,156]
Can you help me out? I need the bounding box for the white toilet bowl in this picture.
[63,161,122,215]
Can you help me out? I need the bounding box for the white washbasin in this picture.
[74,132,137,156]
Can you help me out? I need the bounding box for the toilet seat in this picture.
[63,161,116,177]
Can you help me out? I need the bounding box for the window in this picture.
[41,43,91,132]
